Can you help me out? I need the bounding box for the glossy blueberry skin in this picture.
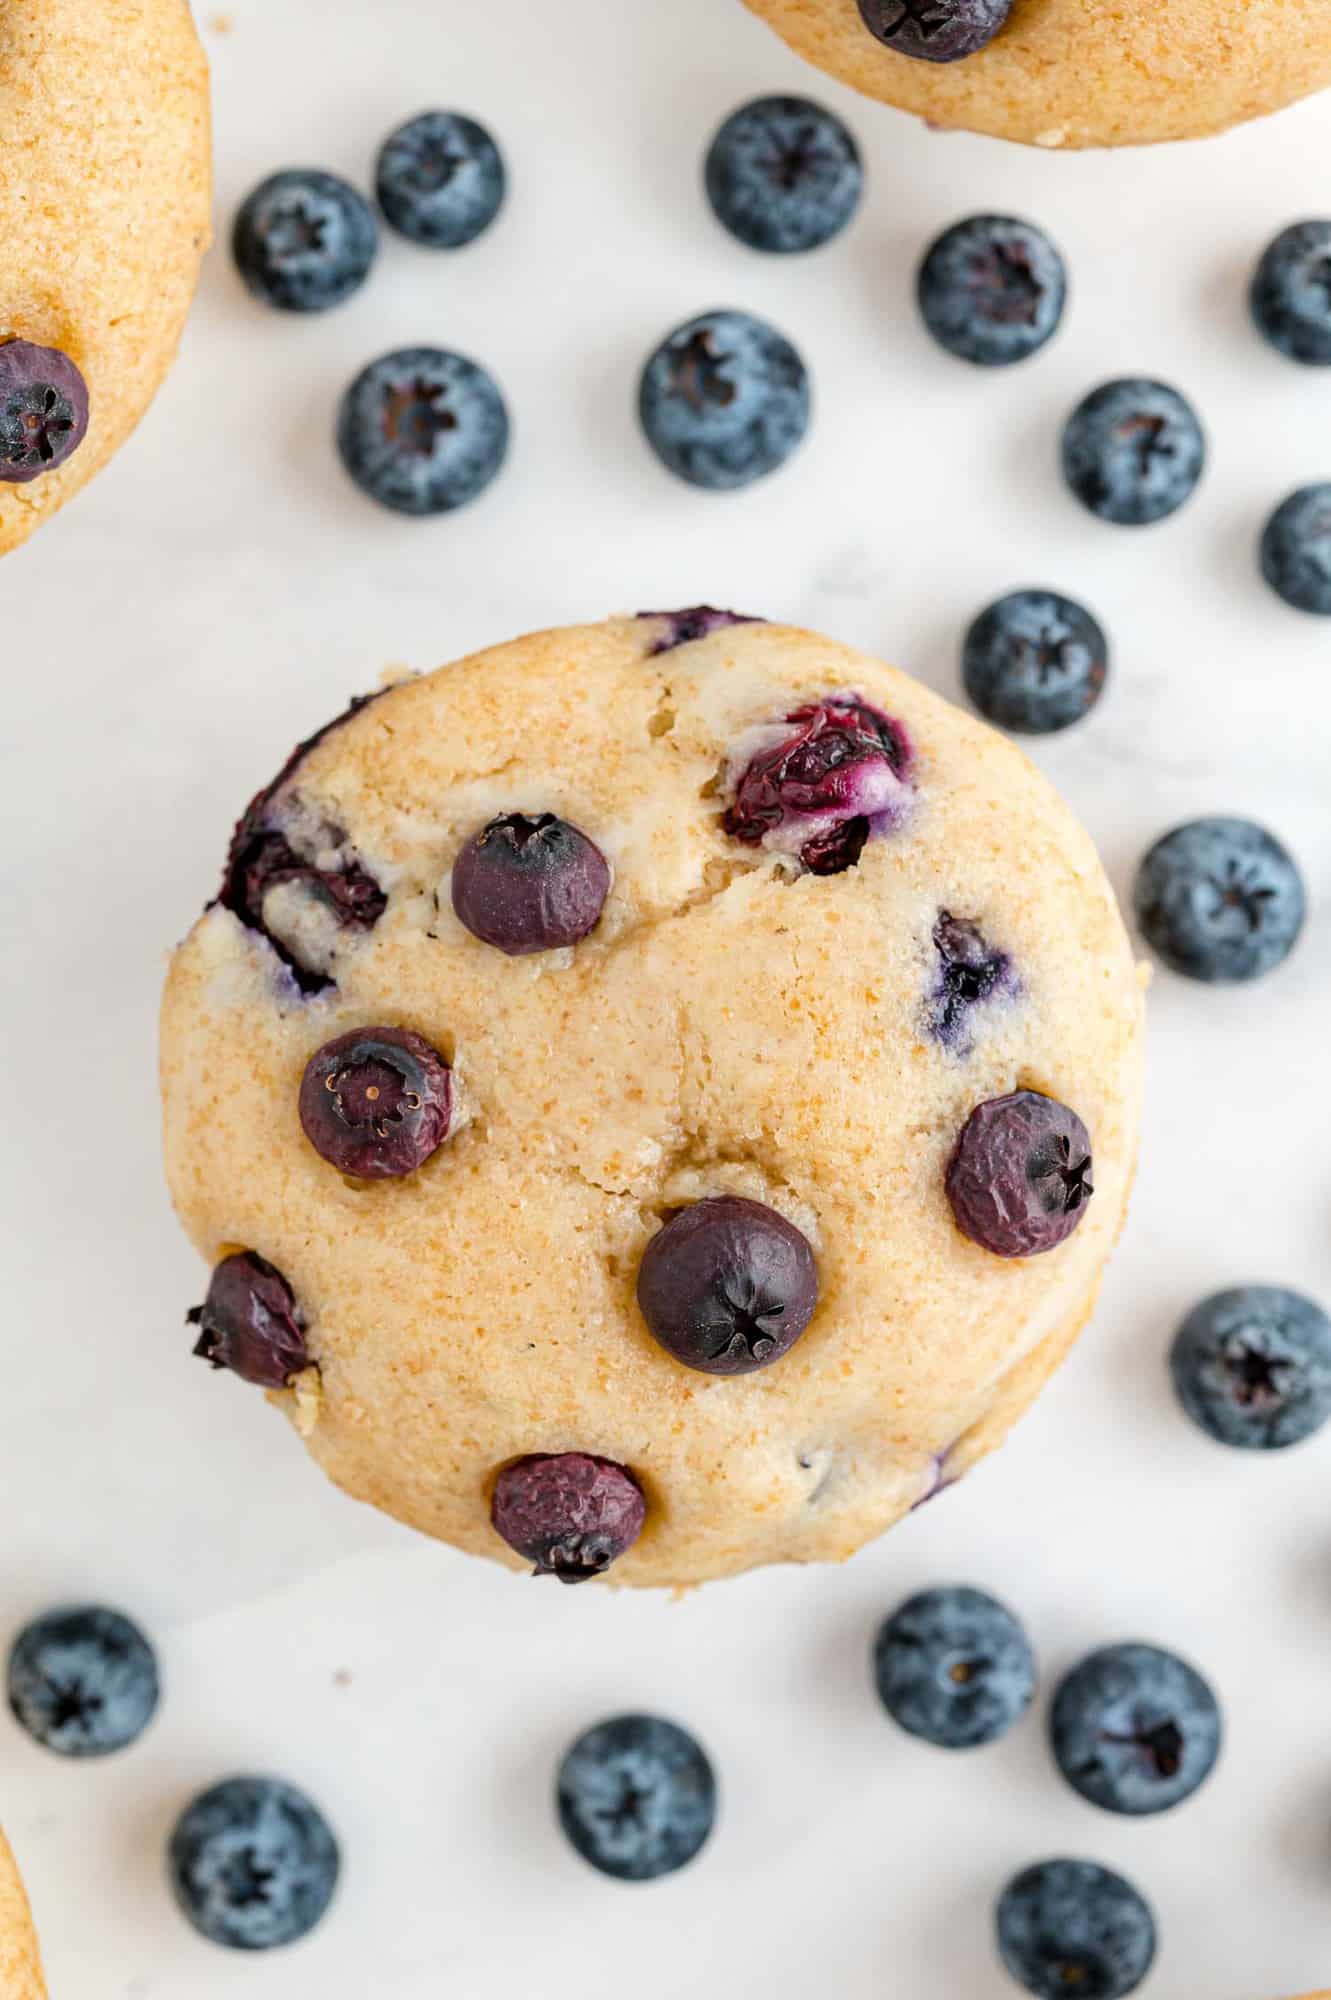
[298,1026,452,1179]
[232,169,377,313]
[723,694,913,874]
[1062,378,1205,526]
[857,0,1012,61]
[996,1859,1157,2000]
[705,96,862,255]
[556,1715,716,1882]
[169,1777,339,1950]
[1260,483,1331,614]
[918,216,1066,367]
[8,1607,159,1758]
[963,589,1107,734]
[337,347,509,516]
[926,912,1015,1054]
[189,1252,309,1389]
[1133,817,1306,984]
[0,340,90,482]
[873,1586,1035,1749]
[1250,221,1331,366]
[636,1195,819,1376]
[491,1454,647,1583]
[1050,1643,1222,1817]
[638,310,810,491]
[947,1092,1093,1258]
[376,111,506,249]
[640,606,759,654]
[1171,1286,1331,1451]
[451,813,611,954]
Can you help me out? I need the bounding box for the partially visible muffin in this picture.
[0,1830,45,2000]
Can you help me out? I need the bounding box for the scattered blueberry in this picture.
[1250,221,1331,366]
[169,1776,340,1950]
[723,694,913,874]
[1061,378,1205,526]
[947,1091,1093,1258]
[1260,482,1331,614]
[451,812,611,954]
[1050,1642,1222,1817]
[375,110,506,249]
[873,1586,1035,1749]
[917,216,1066,367]
[857,0,1012,61]
[189,1252,310,1389]
[299,1026,452,1178]
[704,96,862,255]
[1133,817,1306,984]
[996,1859,1157,2000]
[337,346,509,516]
[556,1715,716,1882]
[1171,1285,1331,1451]
[638,309,810,491]
[0,339,90,482]
[926,912,1014,1054]
[231,169,377,313]
[636,1195,819,1376]
[8,1607,159,1759]
[962,588,1107,734]
[491,1454,647,1583]
[640,606,760,653]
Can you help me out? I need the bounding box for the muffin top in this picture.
[0,1830,46,2000]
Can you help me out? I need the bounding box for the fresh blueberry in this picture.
[1250,221,1331,366]
[636,1195,819,1377]
[996,1859,1157,2000]
[8,1607,159,1758]
[1050,1642,1222,1817]
[926,912,1015,1053]
[947,1092,1093,1258]
[857,0,1012,60]
[918,216,1066,367]
[491,1454,647,1583]
[337,347,509,516]
[638,309,810,491]
[451,812,611,954]
[556,1715,716,1882]
[1133,817,1306,984]
[1062,379,1205,526]
[723,694,913,874]
[639,606,760,654]
[704,96,862,255]
[299,1026,452,1179]
[169,1776,339,1950]
[1260,483,1331,614]
[189,1252,309,1389]
[375,110,506,250]
[873,1586,1035,1749]
[962,589,1107,734]
[231,169,377,313]
[1171,1285,1331,1451]
[0,340,90,482]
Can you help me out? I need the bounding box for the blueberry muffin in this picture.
[0,0,211,554]
[0,1831,45,2000]
[740,1,1331,149]
[160,614,1144,1589]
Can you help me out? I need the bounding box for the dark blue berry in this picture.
[1171,1285,1331,1451]
[375,111,506,250]
[0,340,90,482]
[1250,221,1331,366]
[636,1196,819,1376]
[723,693,913,873]
[962,589,1107,734]
[189,1252,309,1389]
[873,1586,1035,1749]
[1062,379,1205,526]
[858,0,1012,61]
[337,347,508,516]
[299,1026,452,1178]
[918,216,1066,367]
[8,1606,159,1758]
[232,170,377,313]
[1260,483,1331,614]
[640,606,760,653]
[1050,1643,1222,1817]
[996,1859,1157,2000]
[638,310,810,491]
[491,1455,646,1582]
[169,1776,339,1950]
[704,96,862,255]
[1133,817,1306,985]
[556,1715,716,1882]
[451,812,611,954]
[926,912,1014,1054]
[947,1092,1093,1258]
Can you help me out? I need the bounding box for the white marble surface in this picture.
[2,2,1330,1994]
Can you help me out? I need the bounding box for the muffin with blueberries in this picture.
[160,613,1144,1588]
[0,1829,46,2000]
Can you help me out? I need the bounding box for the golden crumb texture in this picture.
[0,1832,45,2000]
